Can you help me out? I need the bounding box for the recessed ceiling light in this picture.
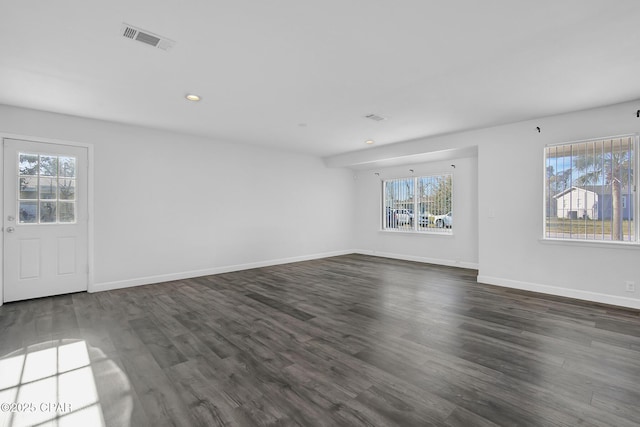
[185,94,201,102]
[365,139,375,145]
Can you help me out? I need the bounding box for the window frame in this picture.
[17,152,78,225]
[381,173,453,235]
[542,134,639,245]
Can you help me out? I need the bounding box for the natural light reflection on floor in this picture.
[0,339,132,427]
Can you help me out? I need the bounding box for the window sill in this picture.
[379,229,454,237]
[539,238,640,250]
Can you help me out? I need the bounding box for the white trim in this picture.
[378,229,454,237]
[0,133,94,305]
[545,132,638,148]
[0,132,94,149]
[89,250,354,293]
[538,238,640,250]
[477,275,640,310]
[354,249,479,270]
[0,140,3,306]
[87,144,95,293]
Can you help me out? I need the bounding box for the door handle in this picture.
[6,227,15,233]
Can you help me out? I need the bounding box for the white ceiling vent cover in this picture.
[121,23,175,51]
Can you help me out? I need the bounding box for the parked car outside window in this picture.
[394,209,413,226]
[417,212,431,227]
[433,212,452,228]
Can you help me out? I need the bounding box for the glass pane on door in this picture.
[58,157,76,177]
[19,201,38,223]
[58,202,75,223]
[40,201,57,223]
[18,153,77,224]
[19,154,38,175]
[19,177,37,199]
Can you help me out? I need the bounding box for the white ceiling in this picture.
[2,1,640,157]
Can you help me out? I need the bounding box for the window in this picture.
[18,153,76,224]
[383,174,452,233]
[544,135,636,242]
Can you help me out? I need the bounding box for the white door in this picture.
[3,139,88,302]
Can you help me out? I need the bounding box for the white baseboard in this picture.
[87,250,640,311]
[477,275,640,310]
[354,249,479,270]
[90,250,354,293]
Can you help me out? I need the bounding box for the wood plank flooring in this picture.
[1,254,640,426]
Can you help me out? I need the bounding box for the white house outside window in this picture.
[544,135,637,242]
[383,174,452,233]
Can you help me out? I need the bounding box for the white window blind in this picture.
[383,174,452,233]
[544,135,637,242]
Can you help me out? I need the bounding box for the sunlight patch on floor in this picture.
[0,339,131,427]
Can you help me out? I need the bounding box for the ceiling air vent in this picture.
[364,113,387,122]
[121,23,175,51]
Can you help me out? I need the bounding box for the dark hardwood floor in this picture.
[1,254,640,426]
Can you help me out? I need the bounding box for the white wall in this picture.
[0,105,355,292]
[4,100,640,310]
[477,101,640,309]
[354,156,478,269]
[328,99,640,309]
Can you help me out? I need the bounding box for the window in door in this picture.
[18,153,76,224]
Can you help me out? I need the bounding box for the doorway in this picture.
[3,138,89,302]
